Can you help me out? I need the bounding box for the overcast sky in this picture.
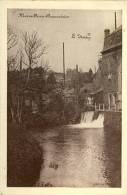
[8,9,122,72]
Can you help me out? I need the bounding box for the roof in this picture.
[80,83,94,93]
[54,72,64,82]
[80,72,93,83]
[89,87,103,95]
[102,25,122,54]
[54,72,63,77]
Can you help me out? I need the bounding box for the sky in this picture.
[8,9,122,72]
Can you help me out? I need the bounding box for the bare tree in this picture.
[7,25,19,123]
[7,25,19,71]
[7,25,18,50]
[22,31,47,86]
[8,30,48,125]
[7,51,19,71]
[40,58,50,74]
[16,31,47,124]
[7,27,27,124]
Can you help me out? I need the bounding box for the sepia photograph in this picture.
[7,8,122,188]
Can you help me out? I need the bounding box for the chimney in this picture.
[104,29,110,38]
[76,64,78,72]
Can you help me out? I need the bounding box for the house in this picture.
[54,72,64,86]
[92,64,104,105]
[79,83,94,109]
[100,26,122,110]
[63,88,76,103]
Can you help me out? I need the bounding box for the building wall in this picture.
[100,27,122,110]
[101,48,122,109]
[93,66,102,91]
[117,50,122,92]
[101,50,120,93]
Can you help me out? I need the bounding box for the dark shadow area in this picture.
[7,123,43,187]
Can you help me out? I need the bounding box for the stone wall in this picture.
[103,111,121,187]
[104,111,122,131]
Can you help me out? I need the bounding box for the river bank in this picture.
[7,123,43,186]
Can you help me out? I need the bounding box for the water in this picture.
[81,111,94,123]
[33,112,121,187]
[72,111,104,128]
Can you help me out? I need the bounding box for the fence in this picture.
[94,103,122,112]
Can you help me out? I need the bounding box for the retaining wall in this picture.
[104,111,122,131]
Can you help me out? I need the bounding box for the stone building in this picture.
[100,26,122,110]
[92,65,104,105]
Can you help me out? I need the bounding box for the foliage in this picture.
[7,25,18,50]
[64,102,79,124]
[47,71,56,90]
[7,29,48,125]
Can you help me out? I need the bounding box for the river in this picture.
[33,124,121,187]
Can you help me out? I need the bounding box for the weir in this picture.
[69,111,104,128]
[80,111,94,123]
[80,111,104,128]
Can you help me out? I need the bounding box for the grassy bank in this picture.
[7,123,43,187]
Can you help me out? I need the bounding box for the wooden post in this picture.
[115,11,117,30]
[103,104,104,111]
[115,103,117,112]
[108,93,111,111]
[109,102,111,111]
[63,42,65,88]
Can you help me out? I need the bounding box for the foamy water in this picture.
[69,111,104,129]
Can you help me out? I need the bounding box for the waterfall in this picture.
[68,111,104,129]
[80,111,104,128]
[80,111,94,124]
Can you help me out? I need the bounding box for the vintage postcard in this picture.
[0,1,127,195]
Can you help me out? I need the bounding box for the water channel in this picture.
[33,112,121,187]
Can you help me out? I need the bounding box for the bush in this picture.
[64,102,80,124]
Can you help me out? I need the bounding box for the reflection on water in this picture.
[34,126,121,187]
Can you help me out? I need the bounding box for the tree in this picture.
[8,31,48,125]
[22,31,47,87]
[7,25,18,50]
[40,58,50,80]
[7,26,20,124]
[47,71,56,90]
[18,32,48,123]
[7,25,18,71]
